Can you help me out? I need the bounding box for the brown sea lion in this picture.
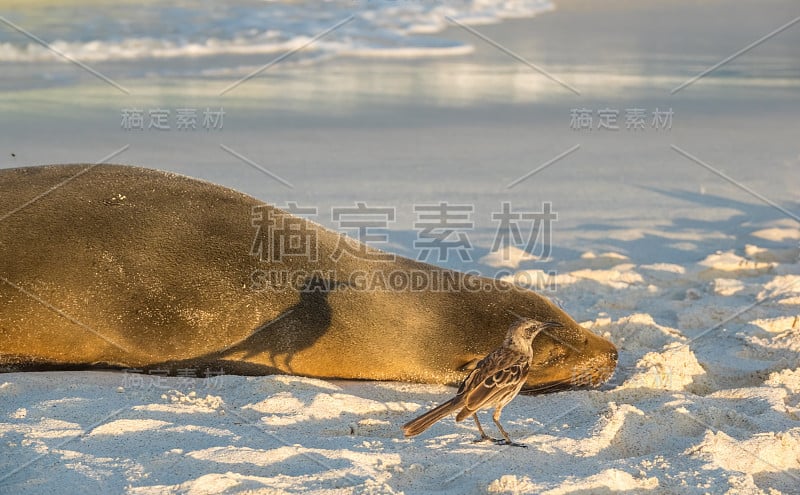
[0,164,617,392]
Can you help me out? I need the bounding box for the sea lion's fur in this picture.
[0,164,617,392]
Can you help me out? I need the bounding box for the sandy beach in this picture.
[1,0,799,493]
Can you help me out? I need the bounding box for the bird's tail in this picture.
[402,398,461,437]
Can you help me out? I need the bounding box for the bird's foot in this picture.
[495,439,528,448]
[472,435,502,444]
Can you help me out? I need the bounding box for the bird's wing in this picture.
[457,351,529,412]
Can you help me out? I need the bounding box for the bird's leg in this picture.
[471,414,501,443]
[493,408,527,448]
[473,414,491,441]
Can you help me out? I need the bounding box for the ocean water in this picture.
[2,0,798,95]
[0,0,551,74]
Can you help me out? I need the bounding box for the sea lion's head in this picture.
[523,321,618,394]
[454,279,618,394]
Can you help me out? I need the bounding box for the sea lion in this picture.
[0,164,617,392]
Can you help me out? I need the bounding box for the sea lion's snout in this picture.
[524,323,618,394]
[584,329,618,383]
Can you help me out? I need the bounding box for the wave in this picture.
[0,0,553,63]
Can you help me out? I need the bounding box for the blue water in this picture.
[0,0,552,68]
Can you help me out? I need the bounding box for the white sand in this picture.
[2,222,798,494]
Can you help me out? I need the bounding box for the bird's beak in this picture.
[532,321,563,340]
